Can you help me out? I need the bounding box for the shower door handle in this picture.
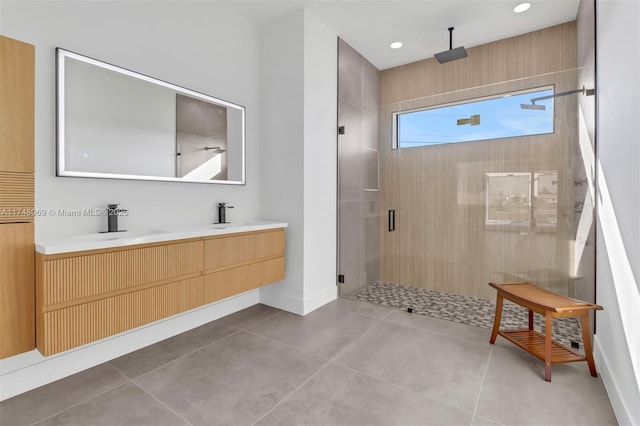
[388,210,396,232]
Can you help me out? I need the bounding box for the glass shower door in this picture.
[336,38,381,298]
[386,69,593,307]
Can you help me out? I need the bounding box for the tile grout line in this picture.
[239,328,332,362]
[328,305,478,416]
[248,306,390,425]
[238,303,394,363]
[249,362,332,426]
[243,309,285,326]
[112,308,289,426]
[328,314,386,363]
[128,309,288,425]
[330,358,475,418]
[28,364,131,426]
[247,305,477,421]
[379,310,493,347]
[21,308,288,426]
[123,329,244,381]
[471,344,494,423]
[133,378,194,426]
[109,309,285,382]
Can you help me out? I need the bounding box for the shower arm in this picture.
[529,86,595,104]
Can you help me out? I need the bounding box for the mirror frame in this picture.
[56,48,246,185]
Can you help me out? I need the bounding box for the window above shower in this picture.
[393,86,554,149]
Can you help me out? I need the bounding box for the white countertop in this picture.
[35,221,288,255]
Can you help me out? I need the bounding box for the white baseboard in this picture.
[259,287,304,315]
[0,291,260,401]
[302,285,337,315]
[259,284,337,316]
[594,336,638,426]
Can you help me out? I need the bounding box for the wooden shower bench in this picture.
[489,282,603,382]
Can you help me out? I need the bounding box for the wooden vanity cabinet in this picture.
[36,228,286,356]
[203,229,285,303]
[0,223,35,358]
[0,35,35,359]
[0,35,35,174]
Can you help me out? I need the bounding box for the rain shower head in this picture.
[520,86,594,112]
[434,27,468,63]
[520,103,546,111]
[435,46,468,63]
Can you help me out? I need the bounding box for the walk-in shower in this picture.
[337,13,596,340]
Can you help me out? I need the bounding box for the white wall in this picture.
[259,9,306,312]
[259,9,338,314]
[0,1,261,240]
[0,0,267,400]
[594,1,640,424]
[302,9,338,312]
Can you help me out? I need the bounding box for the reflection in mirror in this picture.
[57,48,245,184]
[177,95,224,180]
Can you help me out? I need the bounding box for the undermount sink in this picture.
[209,222,246,229]
[74,229,168,242]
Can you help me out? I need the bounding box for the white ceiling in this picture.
[223,0,580,70]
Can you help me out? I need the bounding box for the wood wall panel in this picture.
[0,36,34,173]
[0,223,35,358]
[42,240,203,306]
[380,22,577,105]
[0,172,35,222]
[379,23,578,300]
[39,277,202,356]
[203,257,285,304]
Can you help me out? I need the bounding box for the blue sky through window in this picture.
[396,88,554,148]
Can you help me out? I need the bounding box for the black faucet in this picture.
[102,203,127,233]
[215,202,234,224]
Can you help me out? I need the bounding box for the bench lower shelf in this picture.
[499,329,586,363]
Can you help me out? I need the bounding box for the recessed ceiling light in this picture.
[514,2,531,13]
[390,42,403,49]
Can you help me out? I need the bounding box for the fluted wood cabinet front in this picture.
[204,258,285,303]
[0,223,35,358]
[40,277,203,355]
[203,229,285,304]
[40,239,203,307]
[0,36,34,173]
[0,35,35,359]
[36,228,286,356]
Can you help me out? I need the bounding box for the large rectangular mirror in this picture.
[56,48,245,184]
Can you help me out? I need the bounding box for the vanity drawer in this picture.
[39,239,203,306]
[203,257,285,303]
[203,229,285,271]
[39,277,202,356]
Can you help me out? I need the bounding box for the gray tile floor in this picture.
[0,299,617,426]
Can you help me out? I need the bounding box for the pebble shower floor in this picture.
[352,281,584,351]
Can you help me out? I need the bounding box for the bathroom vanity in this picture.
[35,222,286,356]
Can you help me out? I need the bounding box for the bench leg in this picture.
[544,313,552,381]
[528,310,534,330]
[580,314,598,377]
[490,295,503,344]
